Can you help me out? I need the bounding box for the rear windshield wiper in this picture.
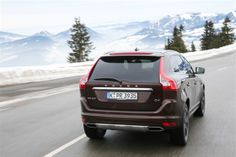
[94,77,122,84]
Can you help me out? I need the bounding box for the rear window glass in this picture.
[89,56,160,83]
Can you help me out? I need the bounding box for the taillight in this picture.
[159,57,177,90]
[79,59,99,90]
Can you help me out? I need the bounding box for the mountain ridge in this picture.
[0,11,235,66]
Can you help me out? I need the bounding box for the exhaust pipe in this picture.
[148,126,164,132]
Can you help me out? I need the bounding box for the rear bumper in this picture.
[82,112,181,131]
[86,123,164,132]
[81,95,183,131]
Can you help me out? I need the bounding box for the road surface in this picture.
[0,53,236,157]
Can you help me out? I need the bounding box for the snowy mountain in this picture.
[0,31,26,43]
[93,21,151,41]
[0,32,55,66]
[0,28,102,67]
[55,27,101,41]
[0,11,235,67]
[105,11,236,53]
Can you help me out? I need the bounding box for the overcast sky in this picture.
[0,0,235,35]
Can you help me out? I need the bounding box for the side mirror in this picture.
[173,67,180,72]
[195,67,205,74]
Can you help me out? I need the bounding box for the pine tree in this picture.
[200,20,216,50]
[67,18,93,62]
[179,24,184,33]
[191,41,196,52]
[210,34,222,49]
[165,38,171,49]
[219,17,235,46]
[165,25,187,53]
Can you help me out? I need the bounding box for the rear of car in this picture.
[80,52,183,139]
[80,50,207,145]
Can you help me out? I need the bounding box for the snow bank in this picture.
[0,61,94,86]
[183,43,236,62]
[0,44,235,86]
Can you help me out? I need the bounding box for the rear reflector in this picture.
[81,116,86,123]
[162,121,177,127]
[159,57,177,90]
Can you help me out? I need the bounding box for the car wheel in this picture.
[194,91,205,117]
[83,125,106,139]
[170,103,189,145]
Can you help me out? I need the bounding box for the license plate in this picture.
[107,92,138,100]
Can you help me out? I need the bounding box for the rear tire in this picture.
[170,103,189,146]
[83,125,106,139]
[194,91,205,117]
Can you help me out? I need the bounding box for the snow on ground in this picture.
[0,44,235,86]
[0,61,94,86]
[183,43,236,62]
[0,53,17,64]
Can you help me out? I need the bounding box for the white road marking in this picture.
[44,134,86,157]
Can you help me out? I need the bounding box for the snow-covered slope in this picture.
[0,43,235,86]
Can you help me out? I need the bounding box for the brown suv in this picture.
[79,50,205,145]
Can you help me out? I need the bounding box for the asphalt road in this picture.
[0,76,80,102]
[0,53,236,157]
